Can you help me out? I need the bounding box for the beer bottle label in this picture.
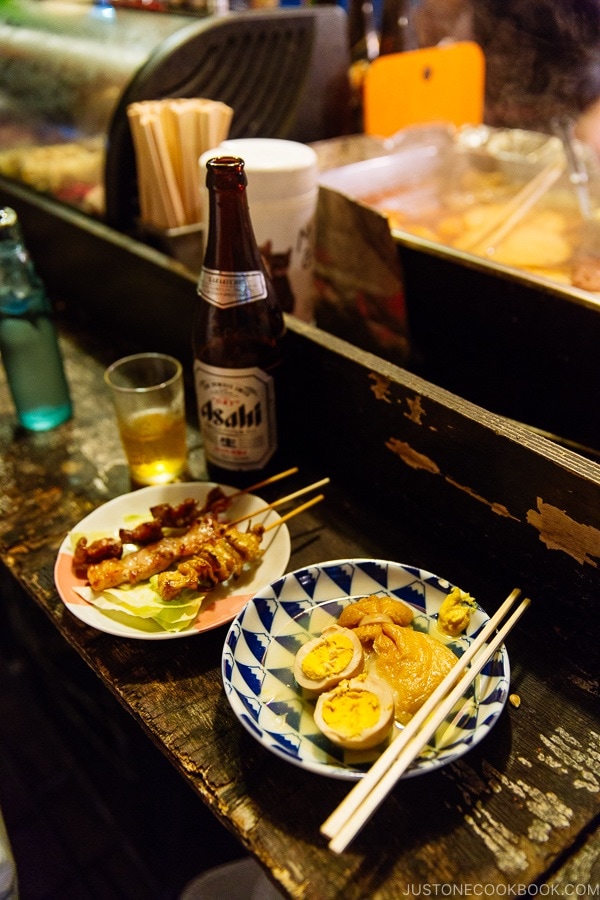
[194,360,277,471]
[198,267,268,308]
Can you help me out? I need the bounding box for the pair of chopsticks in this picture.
[127,98,233,231]
[457,160,565,257]
[321,588,530,854]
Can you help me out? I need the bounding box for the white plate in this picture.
[222,559,510,780]
[54,483,291,639]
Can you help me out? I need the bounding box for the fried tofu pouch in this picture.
[338,595,457,725]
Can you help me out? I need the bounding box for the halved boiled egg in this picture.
[293,625,364,695]
[313,673,395,750]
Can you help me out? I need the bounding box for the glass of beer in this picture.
[105,352,187,486]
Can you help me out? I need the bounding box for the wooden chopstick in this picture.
[128,97,233,229]
[459,160,565,255]
[321,589,530,853]
[322,586,523,840]
[228,478,330,526]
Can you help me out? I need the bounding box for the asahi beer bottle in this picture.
[193,156,285,487]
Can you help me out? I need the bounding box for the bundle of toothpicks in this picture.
[127,97,233,231]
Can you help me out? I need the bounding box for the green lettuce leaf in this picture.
[74,582,205,633]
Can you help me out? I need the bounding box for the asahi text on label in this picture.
[194,361,277,471]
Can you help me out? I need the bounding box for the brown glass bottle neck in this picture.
[204,188,263,273]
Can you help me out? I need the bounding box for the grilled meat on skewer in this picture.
[86,515,224,591]
[118,490,231,542]
[119,518,164,546]
[72,537,122,578]
[149,497,201,529]
[156,525,264,601]
[74,489,234,575]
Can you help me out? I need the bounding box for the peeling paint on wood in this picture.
[442,761,529,875]
[369,371,599,579]
[441,728,600,878]
[463,807,530,876]
[384,435,520,521]
[385,437,440,473]
[369,373,393,403]
[445,477,520,520]
[537,727,600,793]
[547,827,600,888]
[527,499,600,566]
[369,375,426,427]
[405,395,426,425]
[441,754,585,876]
[228,801,261,835]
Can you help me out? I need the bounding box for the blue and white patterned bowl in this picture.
[222,559,510,780]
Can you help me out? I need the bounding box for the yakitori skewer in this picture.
[156,493,325,599]
[81,480,327,592]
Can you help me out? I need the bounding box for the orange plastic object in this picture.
[363,41,485,137]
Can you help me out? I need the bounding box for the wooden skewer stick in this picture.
[479,163,565,256]
[228,479,330,527]
[458,160,565,254]
[225,467,299,502]
[263,494,325,531]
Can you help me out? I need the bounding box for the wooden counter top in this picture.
[1,310,598,898]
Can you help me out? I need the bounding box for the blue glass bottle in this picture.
[0,207,72,431]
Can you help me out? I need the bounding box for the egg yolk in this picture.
[320,686,380,739]
[300,632,355,680]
